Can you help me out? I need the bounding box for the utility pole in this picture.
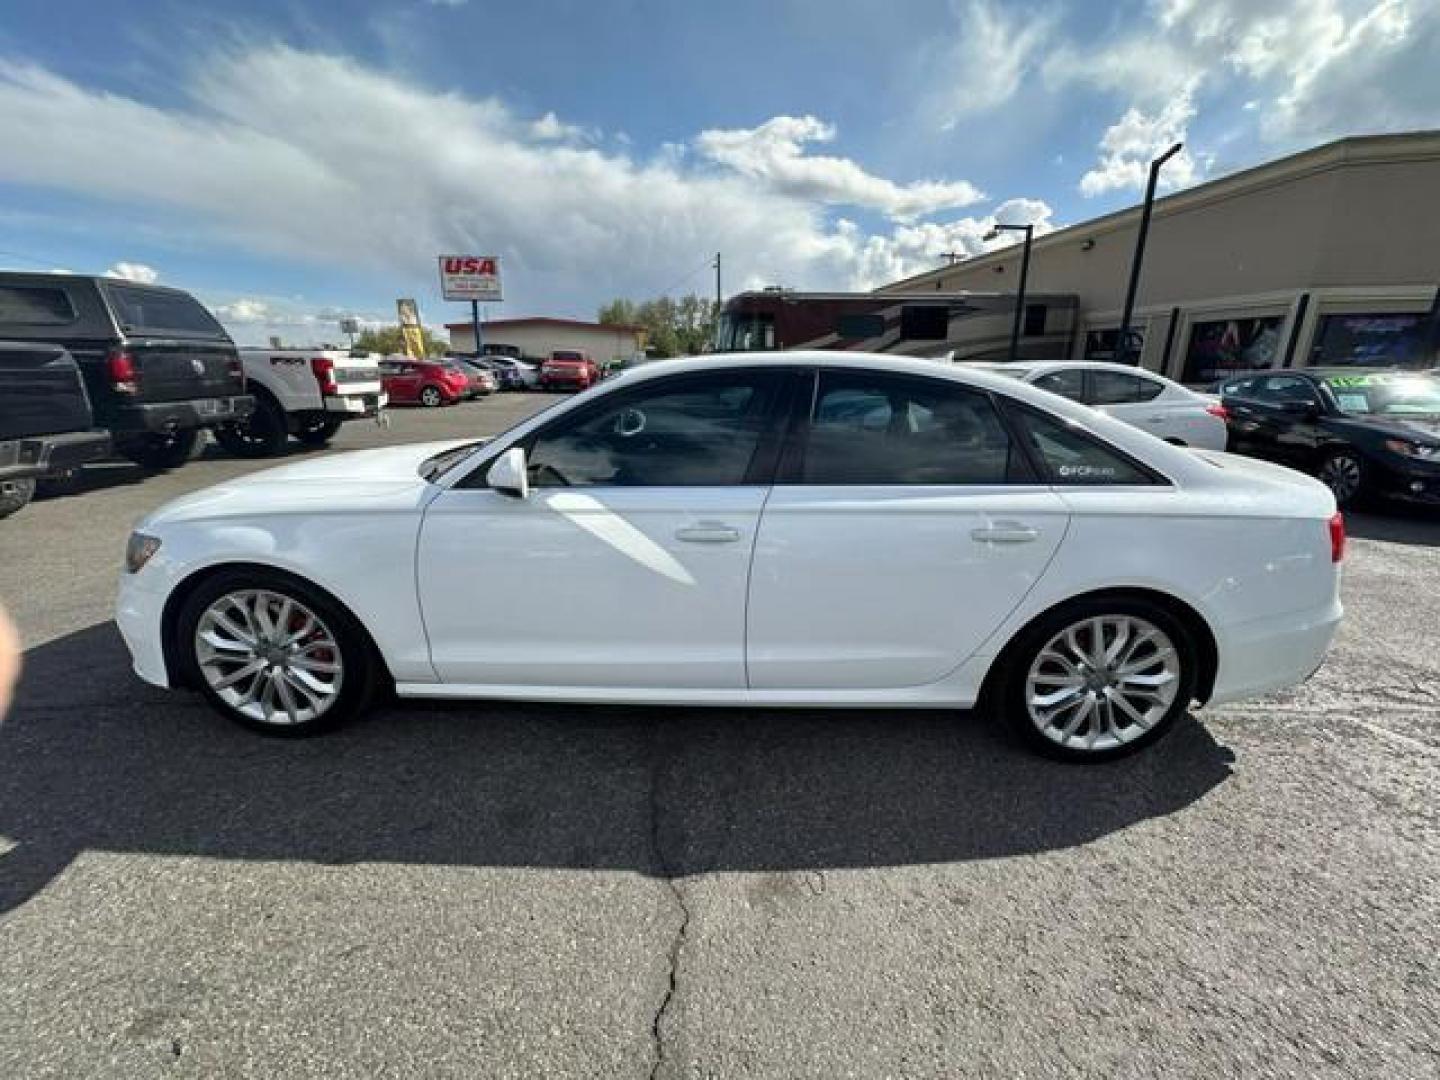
[1117,141,1183,365]
[712,252,722,349]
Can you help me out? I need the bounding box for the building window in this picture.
[1180,315,1283,385]
[899,305,949,341]
[1023,304,1047,337]
[1308,312,1438,369]
[1083,327,1144,365]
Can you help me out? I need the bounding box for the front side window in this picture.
[797,373,1029,485]
[526,372,781,487]
[1250,375,1319,406]
[1007,406,1158,486]
[0,285,76,325]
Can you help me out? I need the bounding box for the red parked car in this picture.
[379,358,469,407]
[539,350,601,391]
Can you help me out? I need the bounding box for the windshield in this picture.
[1323,374,1440,416]
[717,311,776,352]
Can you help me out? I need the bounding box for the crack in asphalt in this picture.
[646,724,692,1080]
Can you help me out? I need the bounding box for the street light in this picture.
[984,222,1034,362]
[1116,141,1183,365]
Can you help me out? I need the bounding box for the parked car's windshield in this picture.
[1323,374,1440,416]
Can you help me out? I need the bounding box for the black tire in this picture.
[115,428,203,470]
[1317,448,1366,509]
[175,568,382,737]
[212,394,289,458]
[295,416,343,446]
[419,385,444,408]
[0,477,36,520]
[994,596,1198,762]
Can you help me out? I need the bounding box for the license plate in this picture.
[195,398,230,417]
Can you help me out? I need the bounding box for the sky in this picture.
[0,0,1436,345]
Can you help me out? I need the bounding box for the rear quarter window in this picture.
[1006,404,1162,486]
[0,285,77,326]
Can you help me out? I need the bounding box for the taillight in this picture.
[1205,402,1229,421]
[1328,511,1346,563]
[107,349,139,394]
[311,356,338,395]
[227,354,245,390]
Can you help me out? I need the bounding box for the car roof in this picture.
[994,360,1172,379]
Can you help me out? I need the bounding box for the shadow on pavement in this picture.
[1345,504,1440,547]
[0,623,1233,913]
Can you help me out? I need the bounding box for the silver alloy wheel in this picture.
[1319,453,1362,504]
[420,386,442,406]
[194,589,343,726]
[1025,615,1181,753]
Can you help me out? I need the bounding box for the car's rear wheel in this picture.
[998,597,1197,761]
[295,416,343,446]
[419,385,444,407]
[176,570,379,736]
[1318,449,1365,508]
[115,429,203,470]
[213,394,289,458]
[0,477,36,520]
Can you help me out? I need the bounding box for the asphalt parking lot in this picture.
[1,392,1437,1079]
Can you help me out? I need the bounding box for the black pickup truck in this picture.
[0,273,252,468]
[0,342,111,519]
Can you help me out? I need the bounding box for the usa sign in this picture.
[438,255,502,302]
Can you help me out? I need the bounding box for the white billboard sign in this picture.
[439,255,502,302]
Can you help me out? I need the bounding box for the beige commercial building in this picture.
[878,131,1440,384]
[445,316,644,366]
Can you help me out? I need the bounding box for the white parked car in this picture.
[981,361,1229,450]
[214,348,386,457]
[117,353,1343,761]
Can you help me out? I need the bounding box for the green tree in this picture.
[354,324,448,357]
[598,292,718,358]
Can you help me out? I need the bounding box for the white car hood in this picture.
[141,440,475,527]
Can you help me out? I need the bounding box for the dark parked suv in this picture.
[0,273,252,468]
[0,342,111,518]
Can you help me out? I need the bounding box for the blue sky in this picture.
[1,0,1436,344]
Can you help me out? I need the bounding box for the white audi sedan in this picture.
[117,353,1343,761]
[980,361,1229,450]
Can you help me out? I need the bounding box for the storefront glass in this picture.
[1083,327,1143,365]
[1308,312,1438,369]
[1181,316,1283,384]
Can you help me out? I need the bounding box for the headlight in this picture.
[125,532,162,573]
[1383,438,1440,460]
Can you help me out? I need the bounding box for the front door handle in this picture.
[971,522,1040,544]
[676,522,741,544]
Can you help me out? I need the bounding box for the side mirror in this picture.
[486,446,529,498]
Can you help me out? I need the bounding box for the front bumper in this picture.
[112,395,255,434]
[1369,456,1440,504]
[0,429,111,482]
[116,562,173,688]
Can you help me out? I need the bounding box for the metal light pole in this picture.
[985,222,1034,362]
[1116,141,1183,365]
[712,252,722,349]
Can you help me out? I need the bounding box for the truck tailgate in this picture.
[0,342,94,440]
[132,340,244,403]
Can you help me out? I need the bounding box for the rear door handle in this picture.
[675,522,742,544]
[971,522,1040,544]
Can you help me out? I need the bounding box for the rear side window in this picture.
[899,305,949,341]
[836,313,886,340]
[1089,370,1165,404]
[0,285,76,325]
[1032,369,1085,402]
[102,284,226,336]
[798,372,1032,485]
[1007,406,1159,486]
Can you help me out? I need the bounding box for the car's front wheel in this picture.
[176,570,380,736]
[998,597,1197,761]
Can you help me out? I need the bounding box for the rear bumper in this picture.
[112,395,255,433]
[0,429,111,481]
[1208,597,1343,705]
[323,391,387,417]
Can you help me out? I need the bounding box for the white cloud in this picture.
[929,0,1056,127]
[103,261,158,284]
[529,110,592,143]
[696,115,984,221]
[0,48,1016,312]
[211,298,270,323]
[1079,91,1201,197]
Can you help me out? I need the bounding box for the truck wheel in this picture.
[116,429,204,470]
[295,416,343,446]
[213,395,288,458]
[0,478,36,520]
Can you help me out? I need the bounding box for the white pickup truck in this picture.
[214,348,386,457]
